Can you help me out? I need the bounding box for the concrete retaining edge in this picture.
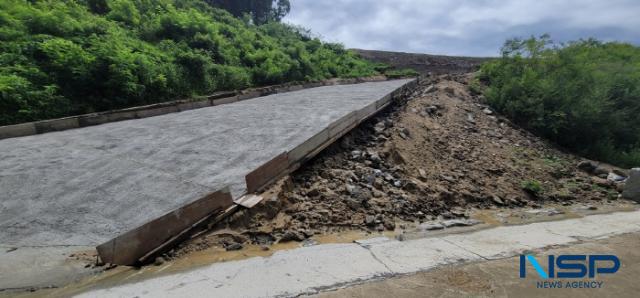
[96,187,234,265]
[0,75,407,140]
[244,78,419,194]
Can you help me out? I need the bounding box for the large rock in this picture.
[622,168,640,202]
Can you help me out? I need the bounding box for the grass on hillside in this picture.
[0,0,415,126]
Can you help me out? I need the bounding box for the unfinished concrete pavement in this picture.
[74,210,640,297]
[314,233,640,298]
[0,79,412,289]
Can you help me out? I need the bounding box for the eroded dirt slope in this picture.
[169,73,631,256]
[353,49,490,74]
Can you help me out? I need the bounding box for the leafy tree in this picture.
[480,35,640,167]
[205,0,290,25]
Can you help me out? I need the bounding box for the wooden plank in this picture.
[96,187,234,265]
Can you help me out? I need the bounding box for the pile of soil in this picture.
[169,73,630,257]
[353,49,489,75]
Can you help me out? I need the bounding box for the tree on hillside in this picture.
[206,0,290,25]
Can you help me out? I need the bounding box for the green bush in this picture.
[0,0,382,125]
[521,179,543,196]
[480,35,640,168]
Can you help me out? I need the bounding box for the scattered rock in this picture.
[622,168,640,202]
[593,165,611,177]
[424,85,436,93]
[491,195,505,205]
[345,184,360,196]
[364,215,376,227]
[418,222,445,231]
[441,219,482,228]
[607,172,626,182]
[153,257,166,266]
[577,160,597,173]
[280,231,306,242]
[383,221,396,231]
[443,86,455,95]
[440,174,456,183]
[301,238,318,247]
[425,105,439,115]
[374,122,386,134]
[482,108,493,115]
[225,243,243,251]
[466,113,476,124]
[525,208,563,216]
[591,176,612,188]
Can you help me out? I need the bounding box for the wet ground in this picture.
[6,200,636,297]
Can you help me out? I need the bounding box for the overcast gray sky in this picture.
[283,0,640,57]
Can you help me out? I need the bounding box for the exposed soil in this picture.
[353,49,490,75]
[167,73,631,258]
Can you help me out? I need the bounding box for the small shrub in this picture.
[521,179,543,196]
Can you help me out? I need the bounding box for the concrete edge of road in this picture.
[93,78,419,266]
[0,75,414,140]
[76,210,640,298]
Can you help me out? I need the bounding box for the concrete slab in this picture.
[0,246,97,291]
[314,233,640,298]
[0,80,411,288]
[366,237,481,274]
[76,244,390,298]
[442,224,576,259]
[0,79,410,249]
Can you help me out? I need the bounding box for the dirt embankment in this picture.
[353,49,491,75]
[168,73,631,257]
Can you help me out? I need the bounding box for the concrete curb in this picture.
[76,210,640,298]
[96,188,234,265]
[0,75,409,140]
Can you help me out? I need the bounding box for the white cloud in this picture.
[283,0,640,56]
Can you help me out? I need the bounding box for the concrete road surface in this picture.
[0,79,411,290]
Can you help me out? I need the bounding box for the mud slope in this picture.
[353,49,490,74]
[170,73,631,256]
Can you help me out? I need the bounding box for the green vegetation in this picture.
[521,179,543,196]
[480,35,640,167]
[205,0,291,25]
[0,0,404,125]
[383,68,419,79]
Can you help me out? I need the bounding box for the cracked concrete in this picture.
[74,210,640,298]
[314,233,640,298]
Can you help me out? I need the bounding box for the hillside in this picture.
[353,49,489,75]
[0,0,383,126]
